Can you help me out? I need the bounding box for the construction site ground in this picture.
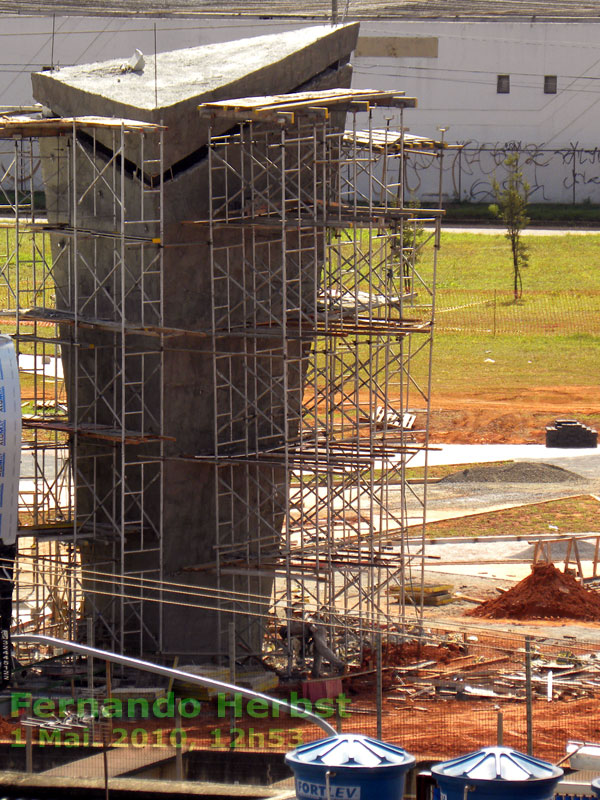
[3,383,600,771]
[398,382,600,632]
[426,385,599,444]
[356,382,600,762]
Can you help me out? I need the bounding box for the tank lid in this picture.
[431,747,563,783]
[286,735,416,769]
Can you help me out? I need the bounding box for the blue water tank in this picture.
[431,747,563,800]
[285,734,415,800]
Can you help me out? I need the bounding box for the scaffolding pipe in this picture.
[12,633,337,737]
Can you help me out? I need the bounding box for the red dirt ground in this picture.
[426,386,599,444]
[27,382,599,444]
[3,689,599,764]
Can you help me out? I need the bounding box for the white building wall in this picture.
[352,20,600,203]
[354,20,600,148]
[2,14,600,202]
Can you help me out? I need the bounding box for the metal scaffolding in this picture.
[1,91,445,670]
[0,114,165,655]
[188,90,445,670]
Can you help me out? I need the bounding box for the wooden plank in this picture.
[23,418,174,444]
[345,129,453,152]
[453,656,511,672]
[198,89,417,118]
[0,114,163,138]
[454,591,485,604]
[389,583,452,594]
[199,88,407,110]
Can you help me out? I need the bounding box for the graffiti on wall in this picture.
[405,140,600,204]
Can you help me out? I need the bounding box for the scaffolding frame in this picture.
[0,115,165,655]
[1,92,445,670]
[188,90,445,670]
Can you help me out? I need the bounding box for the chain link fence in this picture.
[435,289,600,336]
[2,626,599,786]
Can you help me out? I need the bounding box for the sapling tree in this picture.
[392,198,425,295]
[489,153,530,300]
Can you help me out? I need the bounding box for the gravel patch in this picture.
[439,461,583,484]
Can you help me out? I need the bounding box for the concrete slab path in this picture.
[433,225,600,235]
[412,442,600,478]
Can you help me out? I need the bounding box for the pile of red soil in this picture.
[467,562,600,621]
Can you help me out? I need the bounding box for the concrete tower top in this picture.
[32,23,359,115]
[32,22,359,164]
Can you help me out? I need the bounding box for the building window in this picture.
[544,75,557,94]
[497,74,510,94]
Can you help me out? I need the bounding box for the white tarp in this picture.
[0,336,21,546]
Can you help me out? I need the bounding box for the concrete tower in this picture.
[32,24,359,657]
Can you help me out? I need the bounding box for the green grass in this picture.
[424,232,600,292]
[423,333,600,394]
[413,495,600,538]
[308,230,600,400]
[0,227,54,310]
[444,202,600,224]
[404,232,600,394]
[2,226,599,410]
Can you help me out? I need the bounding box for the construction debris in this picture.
[390,584,454,606]
[440,461,582,483]
[278,620,347,678]
[454,592,486,604]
